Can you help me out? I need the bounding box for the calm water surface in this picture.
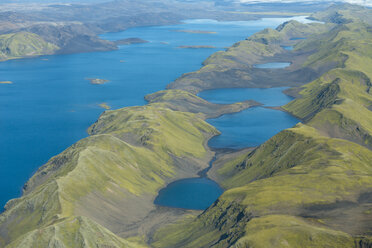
[282,46,294,50]
[154,177,223,210]
[254,62,291,69]
[200,87,299,149]
[0,16,311,209]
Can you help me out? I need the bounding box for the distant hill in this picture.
[1,2,372,248]
[0,32,58,61]
[311,3,372,24]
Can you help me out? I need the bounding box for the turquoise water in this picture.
[254,62,291,69]
[200,87,299,149]
[0,16,311,210]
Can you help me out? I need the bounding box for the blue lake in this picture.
[207,107,299,149]
[283,46,293,51]
[254,62,291,69]
[290,37,306,40]
[154,177,223,210]
[200,87,299,149]
[0,16,311,209]
[198,87,292,106]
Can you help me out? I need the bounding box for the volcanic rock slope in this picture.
[1,3,372,248]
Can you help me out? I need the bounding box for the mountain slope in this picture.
[5,216,143,248]
[2,4,372,248]
[152,6,372,248]
[0,105,219,247]
[0,32,58,61]
[167,20,332,93]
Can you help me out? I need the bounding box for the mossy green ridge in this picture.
[5,216,143,248]
[152,5,372,248]
[3,4,372,247]
[248,20,329,45]
[152,124,372,247]
[0,105,218,247]
[0,32,58,61]
[284,22,372,148]
[310,3,372,25]
[145,89,261,118]
[167,20,332,93]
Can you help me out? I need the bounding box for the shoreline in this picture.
[1,15,307,209]
[0,15,317,245]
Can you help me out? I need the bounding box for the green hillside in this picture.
[167,20,333,93]
[145,89,260,118]
[152,5,372,248]
[2,3,372,248]
[310,3,372,24]
[6,216,144,248]
[0,32,58,61]
[0,105,218,247]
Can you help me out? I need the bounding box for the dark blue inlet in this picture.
[199,87,299,149]
[290,37,306,40]
[154,177,223,210]
[207,107,299,149]
[254,62,291,69]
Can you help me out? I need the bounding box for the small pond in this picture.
[154,177,223,210]
[282,46,293,50]
[254,62,291,69]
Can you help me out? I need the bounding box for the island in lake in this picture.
[174,30,217,34]
[98,103,111,110]
[2,3,372,248]
[87,78,110,85]
[178,45,216,49]
[0,81,12,84]
[114,38,149,45]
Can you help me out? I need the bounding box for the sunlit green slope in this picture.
[2,4,372,248]
[0,32,58,61]
[0,105,218,247]
[6,216,144,248]
[310,3,372,25]
[152,5,372,248]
